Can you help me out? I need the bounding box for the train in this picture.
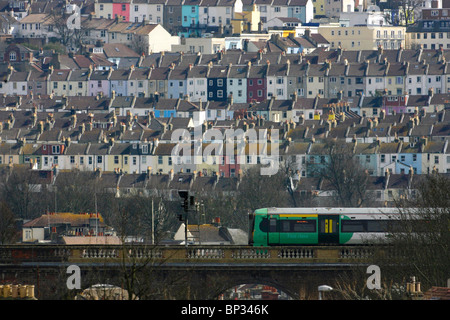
[248,207,406,246]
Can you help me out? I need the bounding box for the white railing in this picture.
[81,248,119,259]
[187,248,225,259]
[278,248,315,259]
[231,248,271,259]
[339,247,374,259]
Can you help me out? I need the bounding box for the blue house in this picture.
[354,142,379,176]
[395,143,422,174]
[168,66,188,99]
[153,98,179,118]
[207,65,229,102]
[181,0,201,37]
[110,68,131,97]
[287,0,313,24]
[305,143,329,177]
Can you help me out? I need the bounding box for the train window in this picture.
[269,218,277,232]
[367,220,388,232]
[260,218,316,233]
[259,218,269,232]
[292,220,316,232]
[342,220,397,233]
[341,220,364,232]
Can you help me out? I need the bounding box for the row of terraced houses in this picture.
[3,47,450,105]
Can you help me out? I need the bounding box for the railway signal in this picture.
[178,190,196,247]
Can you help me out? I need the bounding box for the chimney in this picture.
[32,112,37,127]
[71,114,77,127]
[384,169,390,189]
[38,121,44,134]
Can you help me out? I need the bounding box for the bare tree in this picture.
[110,195,190,299]
[385,173,450,290]
[308,139,370,207]
[0,166,52,220]
[49,8,92,52]
[334,174,450,300]
[0,201,16,244]
[382,0,422,27]
[233,165,293,229]
[49,9,74,48]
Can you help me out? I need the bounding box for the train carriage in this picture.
[249,207,404,246]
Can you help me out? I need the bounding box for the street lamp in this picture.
[318,285,333,300]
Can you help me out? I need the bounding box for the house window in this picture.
[9,51,17,61]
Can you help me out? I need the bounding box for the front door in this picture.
[318,215,339,244]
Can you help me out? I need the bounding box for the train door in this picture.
[318,215,339,244]
[267,217,280,245]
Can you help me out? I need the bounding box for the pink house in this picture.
[88,70,112,97]
[383,95,407,115]
[113,2,130,21]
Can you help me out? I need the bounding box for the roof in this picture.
[23,212,105,228]
[175,223,233,244]
[61,236,122,245]
[102,43,140,58]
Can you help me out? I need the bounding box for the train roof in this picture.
[256,207,402,215]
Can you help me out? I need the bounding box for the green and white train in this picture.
[248,207,405,246]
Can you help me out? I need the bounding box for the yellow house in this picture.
[305,62,327,98]
[318,24,406,51]
[231,4,260,33]
[196,143,221,177]
[106,142,130,173]
[67,69,92,97]
[313,0,325,17]
[48,68,71,96]
[153,143,177,174]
